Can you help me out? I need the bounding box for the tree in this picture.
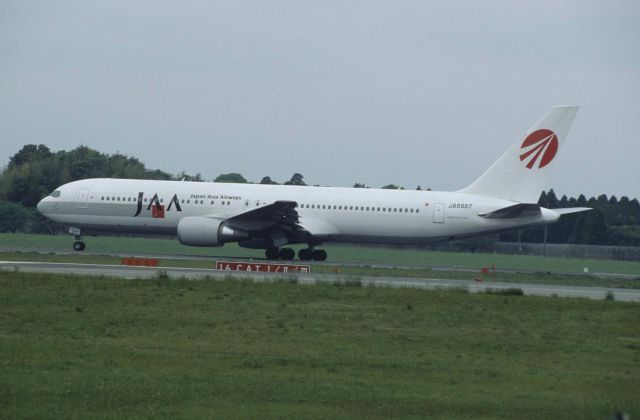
[175,172,204,182]
[353,183,368,188]
[284,173,306,186]
[0,202,32,233]
[381,184,401,190]
[1,144,175,208]
[8,144,52,168]
[260,176,278,185]
[214,173,247,183]
[580,209,609,244]
[29,212,65,235]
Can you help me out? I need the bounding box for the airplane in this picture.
[37,106,590,261]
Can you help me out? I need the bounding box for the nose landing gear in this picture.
[69,227,85,251]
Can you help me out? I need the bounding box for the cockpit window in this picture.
[51,190,61,198]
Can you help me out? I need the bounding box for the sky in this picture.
[1,1,639,199]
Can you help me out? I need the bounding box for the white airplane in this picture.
[37,106,590,261]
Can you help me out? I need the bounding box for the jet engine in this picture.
[177,217,249,247]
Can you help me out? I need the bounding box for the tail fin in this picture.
[460,106,579,203]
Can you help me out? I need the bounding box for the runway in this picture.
[2,260,639,302]
[1,246,637,280]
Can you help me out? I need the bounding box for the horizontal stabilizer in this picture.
[478,203,541,219]
[552,207,592,215]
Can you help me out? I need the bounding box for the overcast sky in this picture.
[2,1,639,199]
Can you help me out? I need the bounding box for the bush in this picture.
[485,287,524,296]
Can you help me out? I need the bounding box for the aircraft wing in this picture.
[222,201,338,246]
[224,200,301,232]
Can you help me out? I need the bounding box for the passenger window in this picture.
[366,207,370,211]
[416,209,420,213]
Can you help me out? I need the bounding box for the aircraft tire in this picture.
[73,241,86,251]
[265,247,279,260]
[312,249,327,261]
[298,249,312,261]
[279,248,295,260]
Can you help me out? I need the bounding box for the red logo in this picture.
[519,129,558,169]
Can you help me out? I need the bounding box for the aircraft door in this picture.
[433,202,445,223]
[77,189,89,209]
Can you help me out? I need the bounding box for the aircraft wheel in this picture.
[265,247,279,260]
[73,241,86,251]
[279,248,295,260]
[298,248,312,261]
[312,249,327,261]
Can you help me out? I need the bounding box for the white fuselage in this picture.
[37,178,558,245]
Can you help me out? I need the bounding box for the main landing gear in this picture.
[298,248,327,261]
[265,247,327,261]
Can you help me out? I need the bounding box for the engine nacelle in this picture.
[177,217,249,247]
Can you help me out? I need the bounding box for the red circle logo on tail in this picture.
[519,129,558,169]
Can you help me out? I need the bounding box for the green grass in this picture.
[2,232,640,275]
[1,271,639,418]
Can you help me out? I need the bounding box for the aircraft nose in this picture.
[37,197,48,214]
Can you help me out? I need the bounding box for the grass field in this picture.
[1,271,639,418]
[2,233,640,276]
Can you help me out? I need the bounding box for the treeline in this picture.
[499,190,640,247]
[0,144,638,246]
